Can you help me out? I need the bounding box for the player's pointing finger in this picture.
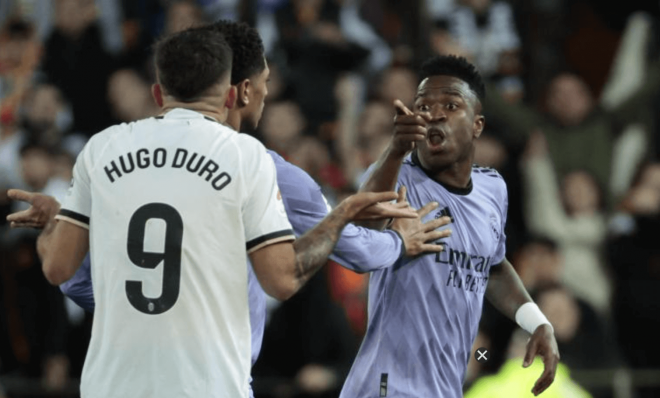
[394,99,414,116]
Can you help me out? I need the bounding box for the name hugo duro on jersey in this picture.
[103,147,232,191]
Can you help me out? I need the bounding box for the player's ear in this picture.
[225,86,237,110]
[152,84,164,108]
[236,79,250,107]
[473,115,485,139]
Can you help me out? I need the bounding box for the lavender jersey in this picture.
[340,153,508,398]
[61,149,405,397]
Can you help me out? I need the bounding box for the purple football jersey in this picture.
[340,152,508,398]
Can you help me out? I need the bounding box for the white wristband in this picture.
[515,302,553,335]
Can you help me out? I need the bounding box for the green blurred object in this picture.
[465,358,592,398]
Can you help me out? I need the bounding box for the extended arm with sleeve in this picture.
[270,151,403,273]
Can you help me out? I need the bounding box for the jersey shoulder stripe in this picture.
[472,164,503,179]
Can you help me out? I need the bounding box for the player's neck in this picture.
[431,162,472,190]
[160,97,228,123]
[414,151,472,190]
[225,110,241,131]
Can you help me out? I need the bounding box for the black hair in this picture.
[154,27,232,102]
[419,55,486,102]
[205,20,266,85]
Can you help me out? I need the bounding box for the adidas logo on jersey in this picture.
[435,206,454,223]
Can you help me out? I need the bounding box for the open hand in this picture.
[524,324,560,396]
[390,186,453,256]
[340,191,417,221]
[6,189,61,229]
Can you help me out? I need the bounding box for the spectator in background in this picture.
[165,0,207,34]
[608,162,660,398]
[260,100,307,158]
[376,66,417,108]
[520,131,612,315]
[274,0,371,131]
[484,12,660,208]
[41,0,116,137]
[260,100,344,191]
[443,0,522,81]
[535,285,620,376]
[20,84,72,147]
[0,143,70,391]
[0,18,44,207]
[107,69,159,123]
[0,18,41,134]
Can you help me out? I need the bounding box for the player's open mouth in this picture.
[427,128,446,148]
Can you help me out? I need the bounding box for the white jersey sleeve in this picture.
[242,141,294,253]
[55,139,95,229]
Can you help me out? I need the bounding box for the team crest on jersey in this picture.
[489,213,500,240]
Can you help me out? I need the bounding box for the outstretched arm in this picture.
[486,259,559,396]
[250,191,416,300]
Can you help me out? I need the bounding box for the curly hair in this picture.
[419,55,486,102]
[206,20,266,85]
[154,28,232,102]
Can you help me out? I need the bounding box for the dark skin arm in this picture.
[359,100,427,230]
[486,259,560,396]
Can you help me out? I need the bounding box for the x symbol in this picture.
[475,347,489,363]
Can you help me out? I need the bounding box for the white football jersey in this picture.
[55,108,294,398]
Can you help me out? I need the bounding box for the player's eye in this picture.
[446,103,458,111]
[418,104,430,112]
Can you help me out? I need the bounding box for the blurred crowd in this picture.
[0,0,660,397]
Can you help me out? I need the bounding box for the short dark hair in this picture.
[154,27,233,102]
[205,20,266,85]
[419,55,486,102]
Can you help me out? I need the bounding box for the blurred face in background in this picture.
[55,0,97,38]
[380,68,417,108]
[474,134,507,169]
[515,242,562,289]
[22,85,71,146]
[623,163,660,215]
[21,147,52,190]
[562,170,601,216]
[260,101,306,150]
[166,1,204,34]
[537,288,580,342]
[359,102,391,140]
[546,73,594,127]
[108,69,154,122]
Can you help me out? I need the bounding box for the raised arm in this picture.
[359,100,427,230]
[521,132,607,244]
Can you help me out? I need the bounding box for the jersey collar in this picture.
[156,108,220,124]
[411,150,473,196]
